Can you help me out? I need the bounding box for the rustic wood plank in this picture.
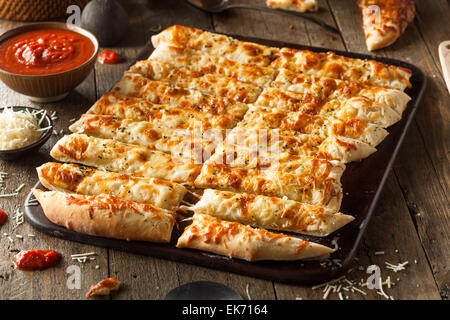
[328,0,447,299]
[359,173,442,300]
[303,0,345,50]
[213,0,310,44]
[276,173,441,300]
[0,17,110,299]
[414,0,450,79]
[393,125,450,299]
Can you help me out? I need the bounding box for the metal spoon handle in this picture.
[227,4,340,34]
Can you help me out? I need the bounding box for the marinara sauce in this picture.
[14,250,61,271]
[98,49,122,64]
[0,28,95,76]
[0,210,7,225]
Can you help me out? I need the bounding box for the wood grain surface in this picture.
[0,0,448,300]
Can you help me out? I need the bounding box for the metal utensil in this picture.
[185,0,340,34]
[164,281,243,300]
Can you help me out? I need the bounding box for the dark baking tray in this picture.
[24,33,426,285]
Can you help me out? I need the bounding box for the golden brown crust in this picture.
[111,72,249,122]
[194,163,343,210]
[193,189,354,237]
[36,162,187,209]
[149,44,278,86]
[270,48,412,90]
[177,213,334,261]
[242,106,388,147]
[33,189,175,243]
[50,134,202,184]
[271,68,410,125]
[87,93,240,132]
[129,59,262,103]
[69,114,218,162]
[151,25,280,67]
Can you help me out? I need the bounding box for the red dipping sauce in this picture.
[98,49,122,64]
[14,250,61,271]
[0,28,95,76]
[0,210,7,225]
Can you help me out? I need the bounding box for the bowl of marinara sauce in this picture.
[0,22,98,102]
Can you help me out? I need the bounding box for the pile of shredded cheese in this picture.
[0,108,49,150]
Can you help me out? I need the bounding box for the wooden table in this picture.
[0,0,448,300]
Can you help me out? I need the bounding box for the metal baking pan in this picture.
[24,33,426,285]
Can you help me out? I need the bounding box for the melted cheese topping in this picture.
[208,146,345,181]
[37,162,187,209]
[193,189,354,236]
[317,135,376,163]
[87,93,240,131]
[152,25,411,89]
[69,114,219,162]
[266,0,318,12]
[63,192,172,218]
[111,73,248,120]
[130,59,262,103]
[50,134,202,183]
[242,106,388,146]
[34,189,175,243]
[149,43,278,86]
[271,68,410,115]
[270,48,412,90]
[201,126,374,163]
[256,87,403,128]
[151,25,280,67]
[194,163,342,209]
[183,213,296,245]
[177,213,333,261]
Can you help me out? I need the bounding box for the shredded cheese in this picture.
[0,108,43,150]
[15,183,25,193]
[246,284,252,300]
[385,261,409,273]
[71,252,97,263]
[15,210,24,226]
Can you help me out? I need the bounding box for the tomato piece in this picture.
[0,210,7,225]
[97,50,122,64]
[14,250,61,271]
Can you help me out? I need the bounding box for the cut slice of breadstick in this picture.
[37,162,187,210]
[33,189,175,243]
[177,213,334,261]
